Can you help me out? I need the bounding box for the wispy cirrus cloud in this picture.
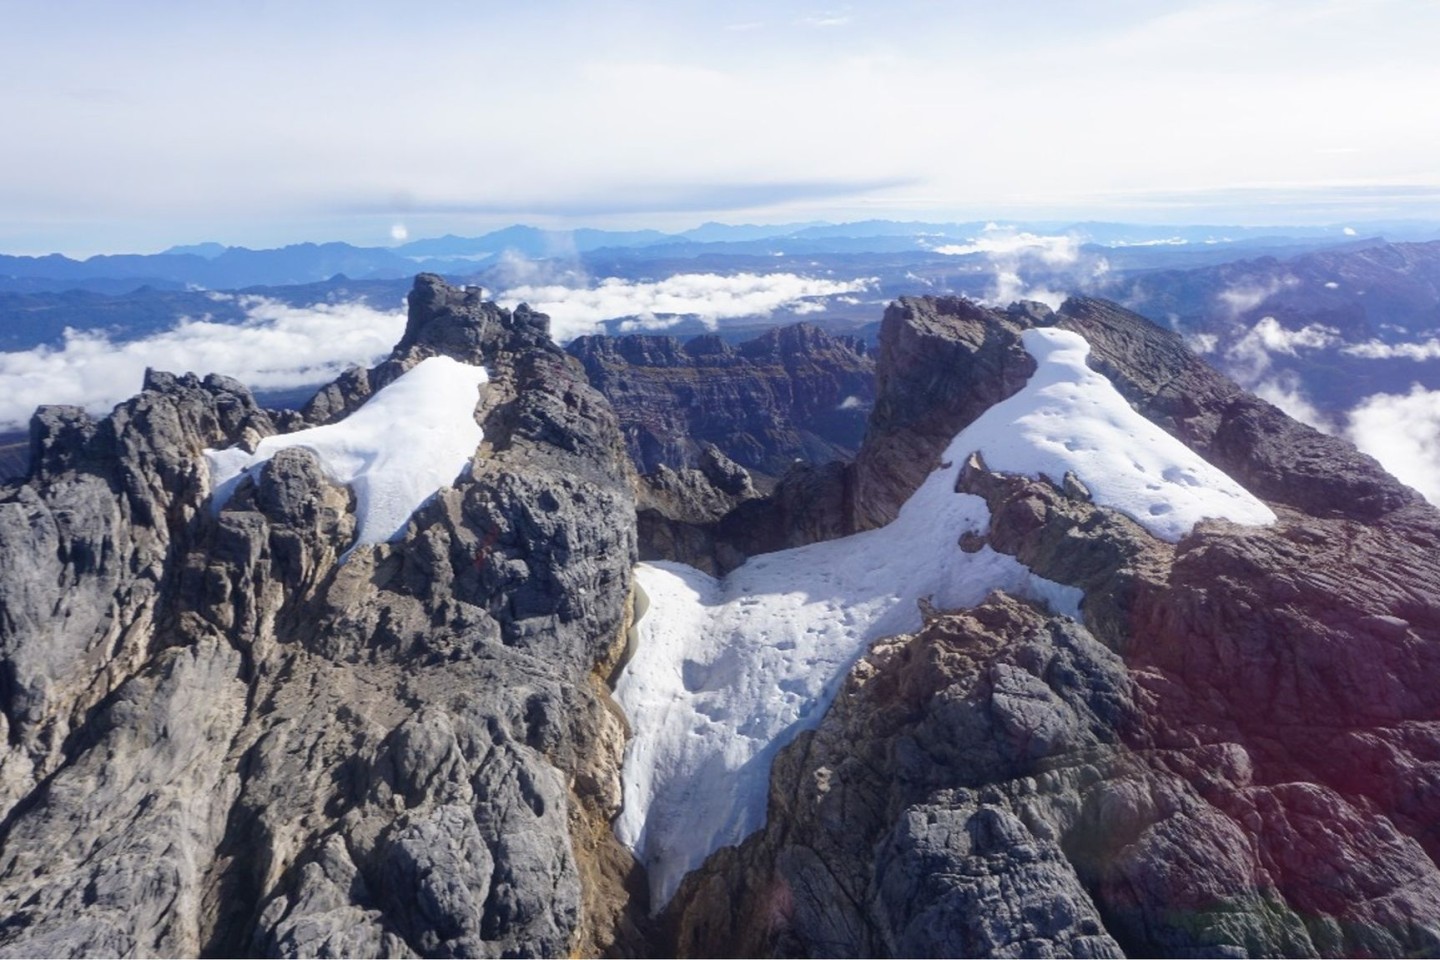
[335,177,919,220]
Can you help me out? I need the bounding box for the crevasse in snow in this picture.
[205,355,488,552]
[614,326,1276,910]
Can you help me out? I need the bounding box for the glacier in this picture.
[614,326,1276,909]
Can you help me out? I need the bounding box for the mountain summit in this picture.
[0,278,1437,957]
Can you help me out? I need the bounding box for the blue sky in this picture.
[3,0,1439,254]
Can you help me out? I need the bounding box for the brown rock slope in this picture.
[662,295,1440,958]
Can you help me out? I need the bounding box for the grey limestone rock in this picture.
[0,275,643,958]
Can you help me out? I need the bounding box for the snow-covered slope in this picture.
[614,326,1276,909]
[207,355,488,551]
[974,328,1276,540]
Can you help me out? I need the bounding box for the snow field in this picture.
[615,325,1276,910]
[206,355,488,553]
[975,328,1277,541]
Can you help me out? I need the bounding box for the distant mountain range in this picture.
[4,219,1437,295]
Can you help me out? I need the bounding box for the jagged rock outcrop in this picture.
[663,294,1440,958]
[566,322,873,480]
[0,274,645,958]
[849,297,1040,530]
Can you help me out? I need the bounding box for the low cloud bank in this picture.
[1211,316,1440,503]
[496,272,874,342]
[0,296,406,431]
[1347,384,1440,505]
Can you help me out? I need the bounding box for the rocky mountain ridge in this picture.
[660,296,1440,957]
[0,276,1437,957]
[0,275,644,957]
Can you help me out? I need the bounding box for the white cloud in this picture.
[1187,332,1219,355]
[1215,275,1299,318]
[1342,338,1440,360]
[496,272,873,341]
[1224,315,1339,382]
[389,222,409,241]
[934,225,1081,309]
[934,226,1080,266]
[1253,372,1333,432]
[1347,384,1440,505]
[991,269,1067,310]
[0,296,405,430]
[1112,237,1189,247]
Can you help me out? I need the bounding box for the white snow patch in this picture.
[206,356,487,553]
[614,326,1275,910]
[978,329,1277,541]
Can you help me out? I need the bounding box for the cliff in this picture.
[565,322,873,481]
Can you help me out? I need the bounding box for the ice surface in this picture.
[206,355,487,553]
[614,326,1275,909]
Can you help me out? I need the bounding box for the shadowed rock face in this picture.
[566,322,874,481]
[0,274,645,958]
[663,295,1440,959]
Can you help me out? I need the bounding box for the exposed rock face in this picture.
[0,275,644,957]
[566,322,874,480]
[849,297,1038,530]
[636,458,853,576]
[664,295,1440,958]
[626,300,1017,574]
